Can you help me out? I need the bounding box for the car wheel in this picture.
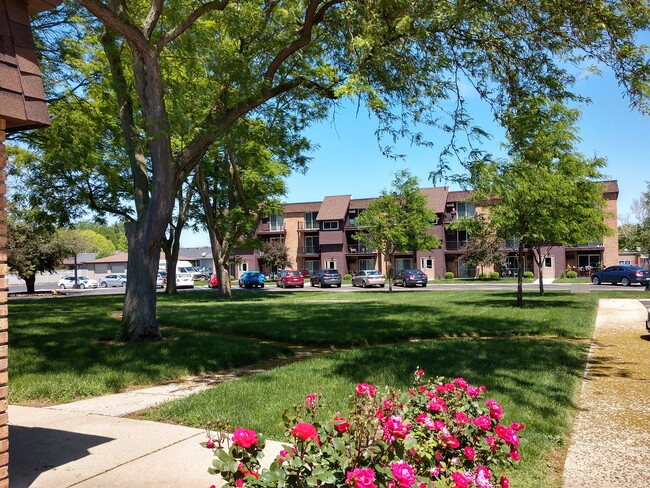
[403,281,407,287]
[591,276,601,285]
[79,284,86,289]
[422,283,427,287]
[621,277,630,286]
[380,284,385,288]
[351,281,356,287]
[361,281,367,288]
[59,284,66,289]
[100,281,108,288]
[261,283,264,288]
[337,283,341,288]
[121,281,126,287]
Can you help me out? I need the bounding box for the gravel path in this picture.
[562,299,650,486]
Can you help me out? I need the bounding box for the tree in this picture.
[7,220,72,294]
[355,170,440,292]
[20,0,650,340]
[451,215,505,277]
[76,221,128,252]
[259,241,293,275]
[473,97,611,305]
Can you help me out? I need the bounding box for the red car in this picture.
[277,270,304,288]
[208,273,219,288]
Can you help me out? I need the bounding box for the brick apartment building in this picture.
[230,181,619,280]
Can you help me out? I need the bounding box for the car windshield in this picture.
[289,271,302,277]
[324,270,339,274]
[367,271,381,276]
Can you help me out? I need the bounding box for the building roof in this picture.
[420,187,449,213]
[446,190,473,203]
[61,253,98,266]
[316,195,351,221]
[283,201,322,214]
[603,180,618,196]
[87,252,129,264]
[177,247,212,259]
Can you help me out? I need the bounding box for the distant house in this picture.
[61,253,98,273]
[84,251,202,275]
[618,251,649,267]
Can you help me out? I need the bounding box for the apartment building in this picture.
[230,181,619,280]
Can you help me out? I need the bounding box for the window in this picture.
[505,238,519,250]
[269,236,283,243]
[358,258,375,271]
[304,260,319,274]
[421,258,434,270]
[269,215,284,231]
[445,230,469,251]
[458,259,476,278]
[304,235,319,254]
[324,259,336,269]
[619,260,631,265]
[457,202,476,218]
[395,258,412,272]
[322,221,339,230]
[304,212,319,230]
[240,262,248,272]
[544,256,553,268]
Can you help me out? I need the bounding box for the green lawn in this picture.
[9,288,649,486]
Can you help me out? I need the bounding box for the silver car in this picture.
[175,272,195,289]
[352,270,386,288]
[99,273,127,288]
[57,275,99,289]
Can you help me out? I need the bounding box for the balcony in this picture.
[347,244,375,254]
[566,242,604,250]
[445,240,468,251]
[297,245,320,255]
[297,221,319,231]
[257,222,286,234]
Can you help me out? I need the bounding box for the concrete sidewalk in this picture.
[8,380,283,487]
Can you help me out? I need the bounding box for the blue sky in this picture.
[182,69,650,248]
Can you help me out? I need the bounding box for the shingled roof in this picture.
[316,195,351,220]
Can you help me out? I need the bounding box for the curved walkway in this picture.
[8,299,650,487]
[562,299,650,486]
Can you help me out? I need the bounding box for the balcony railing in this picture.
[445,240,468,251]
[297,221,320,231]
[297,245,320,255]
[258,222,286,233]
[347,244,375,254]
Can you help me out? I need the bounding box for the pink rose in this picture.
[500,476,510,488]
[476,466,492,488]
[451,471,469,488]
[463,446,476,460]
[232,428,258,448]
[390,461,416,488]
[291,422,318,442]
[333,413,350,433]
[356,383,376,397]
[509,449,520,461]
[473,415,492,430]
[510,422,525,432]
[346,467,377,488]
[453,377,468,389]
[486,399,503,420]
[455,411,469,426]
[305,393,317,407]
[382,415,410,442]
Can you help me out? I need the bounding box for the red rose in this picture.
[291,422,318,442]
[232,428,258,448]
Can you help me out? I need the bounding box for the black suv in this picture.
[310,269,342,288]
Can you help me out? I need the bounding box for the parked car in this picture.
[208,273,219,288]
[57,275,99,289]
[393,269,428,287]
[99,273,127,288]
[175,272,195,288]
[239,271,265,288]
[352,270,386,288]
[277,270,304,288]
[590,265,650,286]
[310,269,342,288]
[178,267,204,280]
[156,273,166,288]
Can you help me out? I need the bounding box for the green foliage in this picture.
[356,170,440,290]
[56,228,116,258]
[7,219,72,292]
[76,221,128,252]
[343,274,352,282]
[445,272,454,280]
[523,271,534,279]
[566,271,578,279]
[490,272,500,279]
[259,241,293,271]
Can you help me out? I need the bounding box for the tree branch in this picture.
[156,0,230,52]
[143,0,164,38]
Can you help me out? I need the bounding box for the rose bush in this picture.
[206,369,524,487]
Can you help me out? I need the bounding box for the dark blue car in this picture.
[590,265,650,287]
[238,271,265,288]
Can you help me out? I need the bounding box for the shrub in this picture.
[566,271,578,279]
[343,274,352,282]
[444,272,454,280]
[523,271,534,279]
[478,273,487,280]
[490,272,500,279]
[206,370,523,487]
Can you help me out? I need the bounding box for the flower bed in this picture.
[206,370,523,487]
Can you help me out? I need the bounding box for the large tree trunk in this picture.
[120,221,163,342]
[218,260,232,298]
[534,248,545,297]
[23,275,36,294]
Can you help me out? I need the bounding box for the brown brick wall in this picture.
[0,117,9,488]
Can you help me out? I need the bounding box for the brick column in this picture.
[0,117,8,488]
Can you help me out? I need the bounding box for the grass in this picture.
[10,287,649,486]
